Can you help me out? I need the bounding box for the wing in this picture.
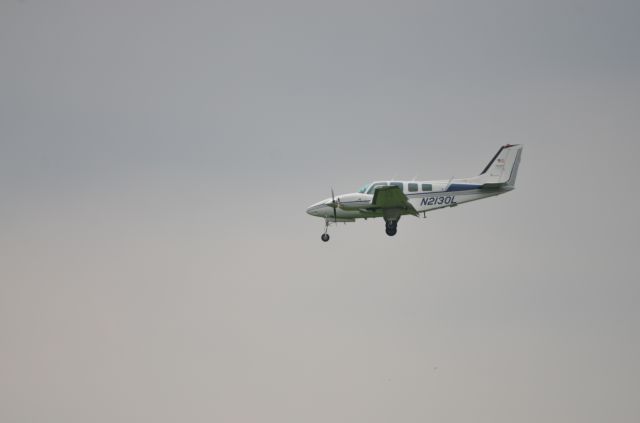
[371,186,417,215]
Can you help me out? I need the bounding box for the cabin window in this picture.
[366,182,387,194]
[422,183,433,191]
[408,183,418,192]
[390,182,403,191]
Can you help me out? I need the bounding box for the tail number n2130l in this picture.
[421,196,456,206]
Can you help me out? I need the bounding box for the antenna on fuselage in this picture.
[445,176,455,191]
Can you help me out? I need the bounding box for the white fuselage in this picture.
[307,144,522,241]
[306,179,512,221]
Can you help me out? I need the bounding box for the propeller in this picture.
[329,188,338,222]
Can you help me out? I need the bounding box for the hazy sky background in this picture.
[1,1,639,422]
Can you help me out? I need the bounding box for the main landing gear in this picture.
[385,219,398,236]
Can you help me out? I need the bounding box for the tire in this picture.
[385,227,397,236]
[321,233,330,242]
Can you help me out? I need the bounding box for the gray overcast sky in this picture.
[1,1,639,422]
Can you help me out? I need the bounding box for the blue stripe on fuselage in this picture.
[446,183,482,192]
[405,184,482,196]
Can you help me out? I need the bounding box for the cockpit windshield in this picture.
[357,183,370,194]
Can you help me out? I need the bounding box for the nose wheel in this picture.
[321,219,331,242]
[385,220,398,236]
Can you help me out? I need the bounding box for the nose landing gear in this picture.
[321,219,331,242]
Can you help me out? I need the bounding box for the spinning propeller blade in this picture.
[331,188,337,222]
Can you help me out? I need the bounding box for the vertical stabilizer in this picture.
[476,144,523,187]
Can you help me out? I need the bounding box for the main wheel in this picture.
[321,233,330,242]
[385,227,397,236]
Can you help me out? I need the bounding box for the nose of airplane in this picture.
[306,200,329,216]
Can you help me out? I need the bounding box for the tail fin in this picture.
[476,144,523,187]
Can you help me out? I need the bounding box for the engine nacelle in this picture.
[336,193,371,210]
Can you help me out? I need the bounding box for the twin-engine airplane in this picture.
[306,144,523,241]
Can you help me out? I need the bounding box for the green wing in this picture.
[371,186,417,214]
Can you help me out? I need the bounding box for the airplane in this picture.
[306,144,522,241]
